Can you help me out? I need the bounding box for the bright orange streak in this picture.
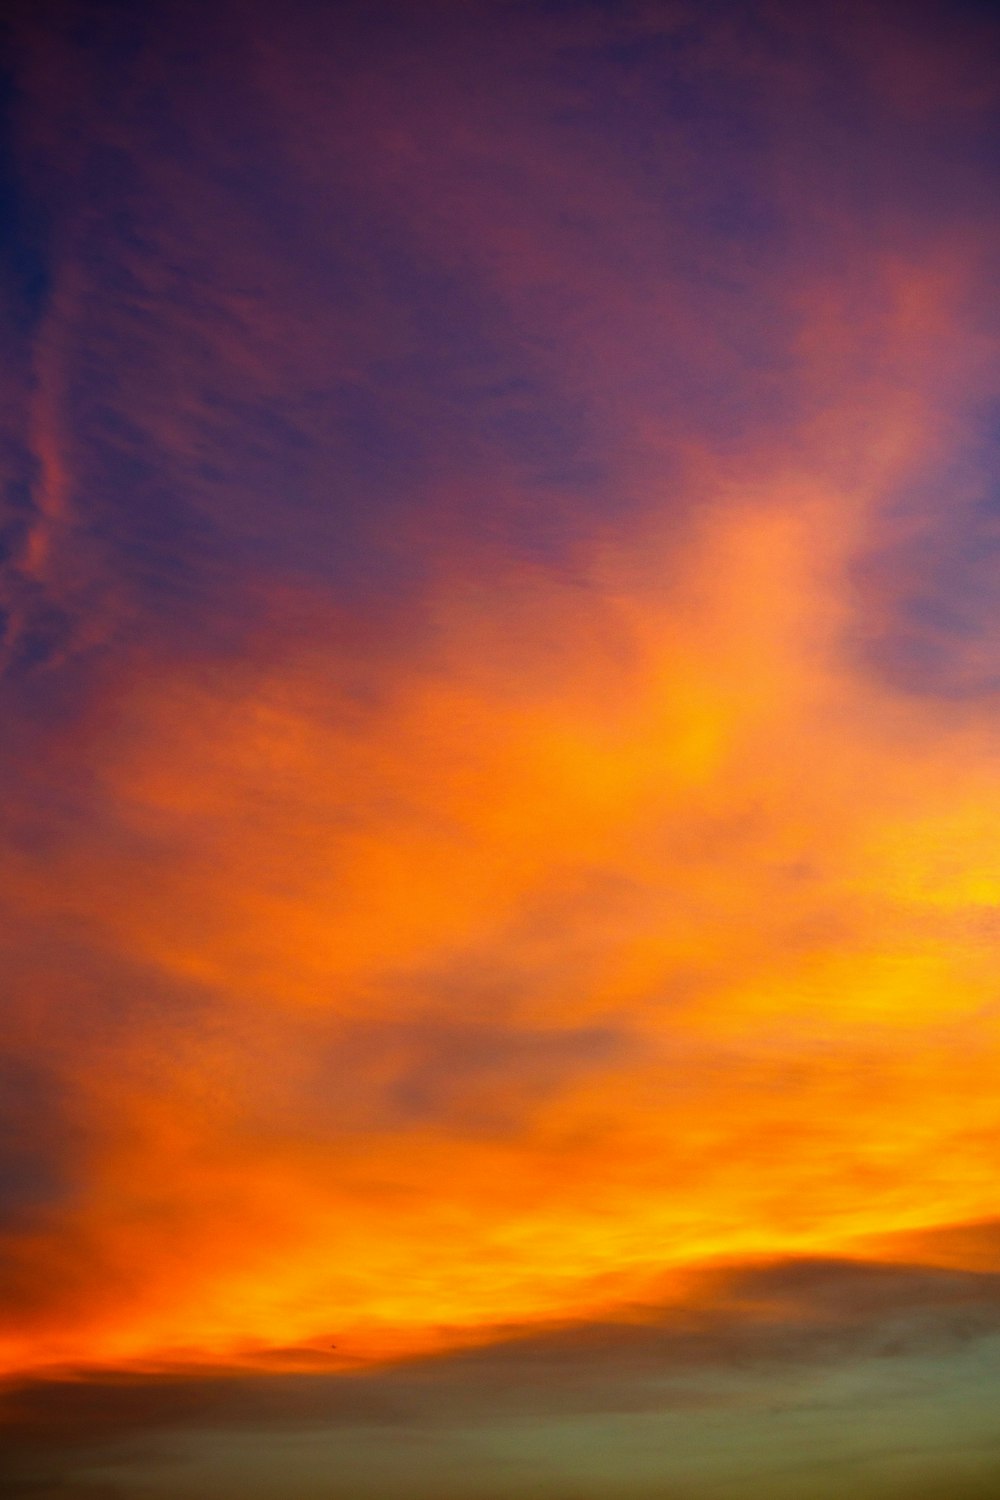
[2,270,999,1382]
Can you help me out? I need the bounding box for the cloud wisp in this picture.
[1,1,999,1497]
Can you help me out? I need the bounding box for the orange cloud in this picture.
[3,254,1000,1385]
[2,8,999,1450]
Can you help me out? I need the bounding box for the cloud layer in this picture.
[1,1,999,1496]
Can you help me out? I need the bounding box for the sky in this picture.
[1,0,1000,1496]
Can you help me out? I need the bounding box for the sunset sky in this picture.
[2,2,1000,1496]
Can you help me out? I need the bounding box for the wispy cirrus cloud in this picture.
[1,2,999,1497]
